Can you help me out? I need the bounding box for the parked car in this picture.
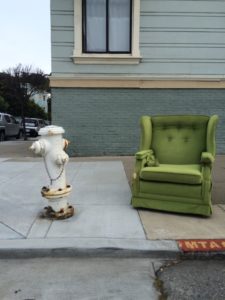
[23,118,46,137]
[0,113,23,141]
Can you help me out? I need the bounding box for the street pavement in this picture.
[0,257,160,300]
[0,139,225,299]
[0,140,225,256]
[157,259,225,300]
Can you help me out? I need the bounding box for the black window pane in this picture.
[4,115,10,123]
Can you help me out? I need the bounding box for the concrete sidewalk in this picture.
[0,158,178,258]
[0,153,225,258]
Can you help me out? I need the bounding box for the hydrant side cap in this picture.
[39,125,65,136]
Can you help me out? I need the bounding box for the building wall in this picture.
[52,88,224,156]
[31,93,49,113]
[51,0,225,76]
[51,0,225,156]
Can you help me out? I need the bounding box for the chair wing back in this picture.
[207,115,219,157]
[140,115,218,165]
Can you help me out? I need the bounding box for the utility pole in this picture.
[20,82,27,141]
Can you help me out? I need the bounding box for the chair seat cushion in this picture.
[140,164,202,185]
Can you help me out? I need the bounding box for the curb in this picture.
[1,239,225,259]
[0,238,180,259]
[177,239,225,259]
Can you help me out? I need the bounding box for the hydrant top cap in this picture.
[39,125,65,136]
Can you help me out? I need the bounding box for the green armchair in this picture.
[131,115,218,216]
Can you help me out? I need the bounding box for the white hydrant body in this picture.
[30,125,74,219]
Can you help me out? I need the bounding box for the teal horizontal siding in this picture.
[51,13,74,27]
[52,60,225,75]
[50,0,73,11]
[140,31,225,44]
[141,0,225,13]
[51,0,225,76]
[140,16,225,29]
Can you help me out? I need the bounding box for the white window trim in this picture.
[73,0,141,64]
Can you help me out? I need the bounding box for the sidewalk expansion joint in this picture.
[218,204,225,212]
[44,220,53,238]
[137,210,148,239]
[0,222,25,239]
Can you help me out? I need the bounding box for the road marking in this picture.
[178,239,225,252]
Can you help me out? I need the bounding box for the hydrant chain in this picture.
[44,156,65,185]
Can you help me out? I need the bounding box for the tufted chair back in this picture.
[150,115,209,164]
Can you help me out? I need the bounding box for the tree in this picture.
[0,96,9,112]
[26,100,47,119]
[0,64,49,139]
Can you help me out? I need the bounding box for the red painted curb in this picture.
[178,239,225,252]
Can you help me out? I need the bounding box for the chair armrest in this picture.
[135,150,152,160]
[133,150,153,179]
[132,149,158,195]
[201,152,215,165]
[135,149,159,169]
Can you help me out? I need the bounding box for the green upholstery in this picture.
[131,115,219,216]
[140,164,202,185]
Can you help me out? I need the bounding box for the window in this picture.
[10,117,17,124]
[39,120,44,125]
[83,0,132,54]
[73,0,140,64]
[4,115,11,123]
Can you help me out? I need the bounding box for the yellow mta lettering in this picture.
[184,240,225,249]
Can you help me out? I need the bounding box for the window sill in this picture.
[72,53,141,65]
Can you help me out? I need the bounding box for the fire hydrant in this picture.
[30,125,74,219]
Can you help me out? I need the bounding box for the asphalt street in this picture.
[157,259,225,300]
